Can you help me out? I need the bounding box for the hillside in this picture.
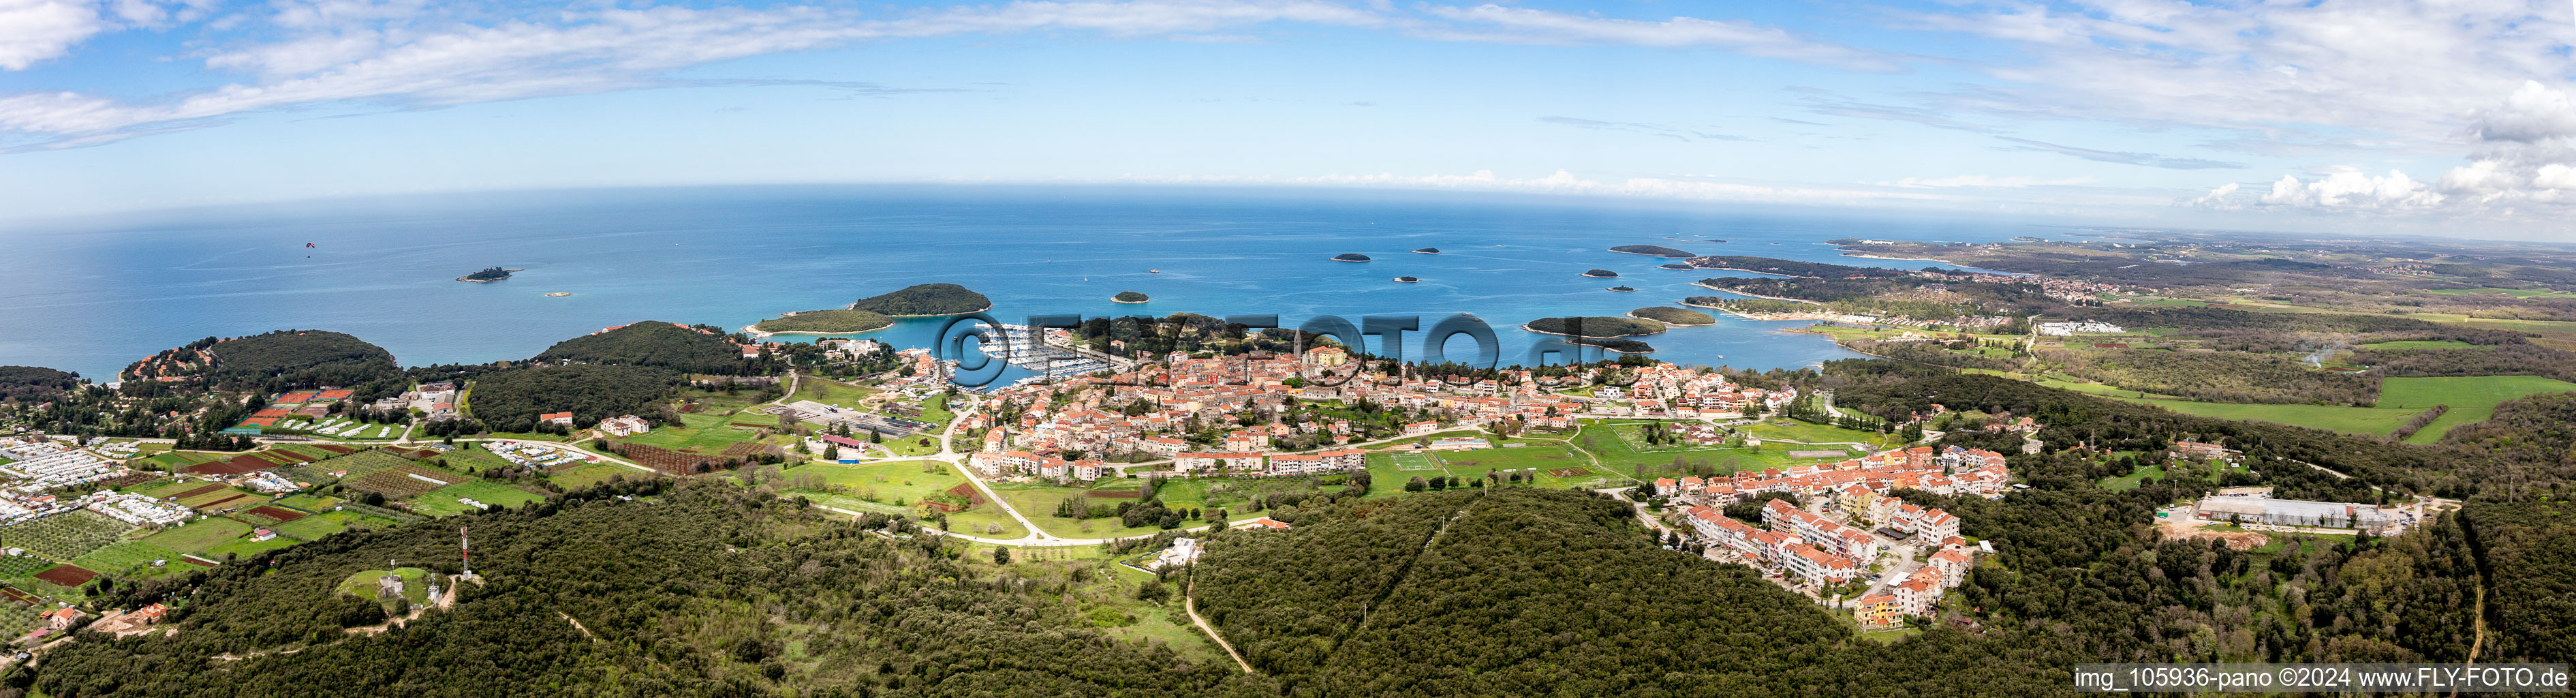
[1523,316,1664,337]
[0,365,78,403]
[850,283,993,316]
[751,309,892,335]
[533,322,751,374]
[128,330,405,395]
[466,363,682,432]
[29,482,1254,697]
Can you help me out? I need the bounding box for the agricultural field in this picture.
[205,536,298,560]
[407,480,546,516]
[73,540,183,577]
[145,482,266,512]
[141,518,251,556]
[272,514,349,541]
[1735,419,1891,446]
[346,463,472,499]
[546,462,637,490]
[2104,375,2576,442]
[0,511,131,560]
[276,448,416,483]
[424,445,516,474]
[2382,376,2576,443]
[139,451,223,471]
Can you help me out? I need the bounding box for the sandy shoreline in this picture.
[1688,282,1820,305]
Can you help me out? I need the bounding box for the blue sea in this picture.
[0,185,2067,383]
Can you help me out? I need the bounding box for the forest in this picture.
[532,322,761,376]
[123,330,409,398]
[1522,316,1663,338]
[463,364,684,432]
[0,366,77,403]
[27,481,1265,698]
[849,283,993,316]
[751,309,893,334]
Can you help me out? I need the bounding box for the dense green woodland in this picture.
[533,321,762,375]
[849,284,992,316]
[464,364,683,432]
[31,481,1262,698]
[0,366,77,403]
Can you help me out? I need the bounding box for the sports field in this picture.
[1390,453,1438,471]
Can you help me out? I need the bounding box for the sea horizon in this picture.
[0,185,2071,380]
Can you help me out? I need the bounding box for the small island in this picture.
[1658,263,1695,270]
[1112,290,1151,303]
[1609,244,1694,258]
[850,283,993,316]
[1581,269,1619,278]
[749,309,893,337]
[1393,276,1420,283]
[1331,253,1373,262]
[1523,316,1666,338]
[1628,307,1716,326]
[1412,247,1441,254]
[1606,286,1636,292]
[456,267,521,282]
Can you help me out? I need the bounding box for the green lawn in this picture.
[2098,463,2167,492]
[141,518,251,556]
[204,536,299,560]
[617,411,781,455]
[1737,419,1891,446]
[2113,397,2420,436]
[781,461,960,504]
[2381,376,2576,443]
[407,480,548,516]
[1569,421,1852,481]
[271,514,348,541]
[789,378,878,410]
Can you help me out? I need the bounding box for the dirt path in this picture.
[1184,594,1254,674]
[559,611,597,640]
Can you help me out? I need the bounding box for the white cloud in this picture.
[1415,4,1895,71]
[1910,0,2571,144]
[0,0,1900,149]
[2193,169,2442,210]
[0,0,107,70]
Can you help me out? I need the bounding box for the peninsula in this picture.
[1628,307,1716,326]
[849,283,993,316]
[1522,316,1666,338]
[747,309,893,337]
[1609,244,1693,258]
[456,267,520,282]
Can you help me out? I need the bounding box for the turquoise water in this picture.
[0,186,2057,381]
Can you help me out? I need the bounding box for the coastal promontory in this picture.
[751,309,893,335]
[1113,291,1151,303]
[1628,307,1716,326]
[1523,316,1666,338]
[850,283,993,316]
[1331,253,1372,262]
[1609,244,1693,258]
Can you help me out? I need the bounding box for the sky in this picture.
[2,0,2575,237]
